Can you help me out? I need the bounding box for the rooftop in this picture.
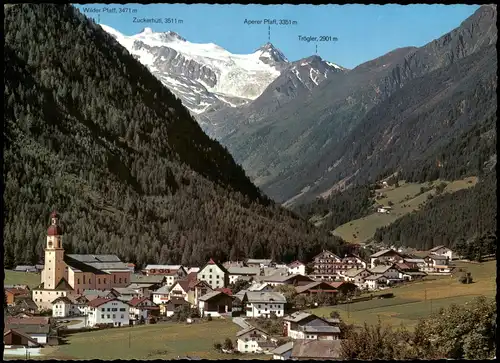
[291,339,342,359]
[271,341,294,355]
[244,291,286,303]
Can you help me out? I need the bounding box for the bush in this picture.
[213,342,222,351]
[207,314,212,321]
[222,337,234,351]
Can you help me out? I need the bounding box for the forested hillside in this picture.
[293,185,374,231]
[373,170,496,251]
[3,4,346,269]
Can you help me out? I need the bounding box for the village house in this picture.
[125,283,155,298]
[142,265,187,287]
[151,285,170,305]
[168,280,191,301]
[295,282,338,297]
[422,255,452,273]
[287,261,306,275]
[71,295,90,315]
[262,273,314,288]
[364,275,389,290]
[283,311,341,340]
[246,259,274,268]
[5,287,30,306]
[236,326,276,354]
[377,206,392,214]
[84,298,130,327]
[13,265,38,273]
[161,297,190,317]
[403,258,427,270]
[290,339,342,360]
[428,245,454,260]
[4,329,42,349]
[128,297,159,323]
[51,296,75,317]
[186,280,213,307]
[129,274,165,289]
[341,268,372,287]
[197,291,233,317]
[82,289,116,301]
[271,341,294,360]
[400,271,427,281]
[369,264,401,280]
[311,250,343,280]
[10,297,39,315]
[197,258,230,289]
[242,291,286,318]
[32,211,131,310]
[228,266,261,284]
[341,254,367,268]
[4,317,52,346]
[369,249,405,268]
[186,267,200,274]
[328,281,358,296]
[112,287,141,301]
[247,282,274,292]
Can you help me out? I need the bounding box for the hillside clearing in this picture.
[332,176,478,243]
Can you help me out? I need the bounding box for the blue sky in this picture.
[74,4,480,69]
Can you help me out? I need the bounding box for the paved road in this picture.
[58,317,86,330]
[232,317,250,329]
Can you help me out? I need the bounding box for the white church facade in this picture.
[32,211,132,310]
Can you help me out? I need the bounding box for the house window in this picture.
[124,278,127,283]
[121,314,124,318]
[113,314,116,318]
[83,276,86,284]
[107,314,110,318]
[107,308,111,312]
[209,268,212,273]
[101,314,104,318]
[120,308,126,311]
[98,279,101,284]
[77,279,80,284]
[119,278,122,283]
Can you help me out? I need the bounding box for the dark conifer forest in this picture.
[3,4,346,268]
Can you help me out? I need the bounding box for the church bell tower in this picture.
[44,211,65,289]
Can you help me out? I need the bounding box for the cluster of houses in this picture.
[234,311,343,359]
[4,211,457,353]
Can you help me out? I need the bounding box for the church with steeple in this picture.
[32,211,132,310]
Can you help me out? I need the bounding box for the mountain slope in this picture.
[198,55,346,139]
[304,42,497,202]
[3,4,346,269]
[221,5,497,203]
[100,25,288,116]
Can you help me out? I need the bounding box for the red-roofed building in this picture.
[128,297,158,323]
[216,287,232,296]
[84,298,130,328]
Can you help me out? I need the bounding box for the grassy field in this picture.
[332,176,478,243]
[309,259,495,330]
[33,319,271,360]
[4,269,41,288]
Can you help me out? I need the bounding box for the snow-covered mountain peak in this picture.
[256,42,289,64]
[141,27,154,34]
